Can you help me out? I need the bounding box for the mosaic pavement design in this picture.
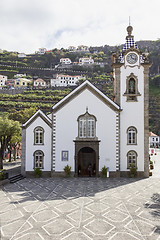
[0,177,160,240]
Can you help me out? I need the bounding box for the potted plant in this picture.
[0,169,8,180]
[130,164,137,178]
[64,164,71,177]
[149,160,154,169]
[34,167,42,178]
[150,164,154,170]
[101,165,108,178]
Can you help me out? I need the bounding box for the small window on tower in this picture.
[127,127,137,145]
[123,73,141,102]
[127,151,137,169]
[128,78,136,94]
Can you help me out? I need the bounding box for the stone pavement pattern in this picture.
[0,177,160,240]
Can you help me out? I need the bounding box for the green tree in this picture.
[8,107,37,124]
[0,117,21,169]
[8,134,21,162]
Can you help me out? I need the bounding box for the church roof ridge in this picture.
[22,109,52,128]
[52,80,121,112]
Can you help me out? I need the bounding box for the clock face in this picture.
[126,53,138,64]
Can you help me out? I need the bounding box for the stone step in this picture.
[9,174,25,183]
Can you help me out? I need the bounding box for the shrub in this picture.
[0,171,4,180]
[0,169,8,180]
[130,165,137,178]
[101,165,107,178]
[64,164,71,177]
[34,167,42,178]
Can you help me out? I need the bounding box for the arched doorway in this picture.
[78,147,96,176]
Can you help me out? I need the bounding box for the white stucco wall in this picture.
[25,116,52,171]
[120,64,144,171]
[54,88,117,172]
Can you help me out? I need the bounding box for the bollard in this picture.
[107,167,109,178]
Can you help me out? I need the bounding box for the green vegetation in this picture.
[1,41,160,135]
[34,167,42,178]
[64,164,71,177]
[0,89,72,114]
[149,79,160,135]
[130,165,137,178]
[101,165,108,178]
[0,117,21,169]
[8,108,37,124]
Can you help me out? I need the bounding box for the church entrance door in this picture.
[78,147,96,176]
[74,139,100,177]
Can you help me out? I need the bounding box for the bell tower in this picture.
[112,26,151,177]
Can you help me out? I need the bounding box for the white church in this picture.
[21,26,151,177]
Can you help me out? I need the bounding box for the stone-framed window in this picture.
[77,109,97,139]
[127,127,137,145]
[127,150,137,169]
[34,127,44,145]
[128,78,136,94]
[123,73,141,101]
[34,150,44,169]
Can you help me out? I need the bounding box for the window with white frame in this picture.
[34,150,44,169]
[78,111,96,139]
[127,127,137,145]
[34,127,44,145]
[127,151,137,168]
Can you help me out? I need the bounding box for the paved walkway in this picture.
[0,176,160,240]
[1,152,160,240]
[150,149,160,178]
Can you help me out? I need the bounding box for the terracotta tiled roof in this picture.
[35,78,44,82]
[149,132,157,137]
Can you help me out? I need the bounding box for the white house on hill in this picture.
[21,25,151,178]
[60,58,72,65]
[0,75,7,87]
[149,132,159,148]
[79,57,94,65]
[50,74,84,87]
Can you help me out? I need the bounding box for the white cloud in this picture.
[0,0,160,53]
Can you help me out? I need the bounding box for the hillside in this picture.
[0,40,160,135]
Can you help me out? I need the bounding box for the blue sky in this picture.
[0,0,160,53]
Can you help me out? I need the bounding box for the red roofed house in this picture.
[33,78,46,88]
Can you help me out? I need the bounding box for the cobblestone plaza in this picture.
[0,175,160,240]
[0,151,160,240]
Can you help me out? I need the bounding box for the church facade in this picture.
[21,26,151,177]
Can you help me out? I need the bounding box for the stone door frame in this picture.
[74,140,100,177]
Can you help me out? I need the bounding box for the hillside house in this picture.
[18,53,26,58]
[60,58,72,65]
[51,74,84,87]
[33,78,46,88]
[77,45,90,52]
[79,57,94,65]
[0,75,7,87]
[149,132,159,148]
[14,78,32,87]
[35,48,47,55]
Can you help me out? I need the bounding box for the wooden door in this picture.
[78,147,96,176]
